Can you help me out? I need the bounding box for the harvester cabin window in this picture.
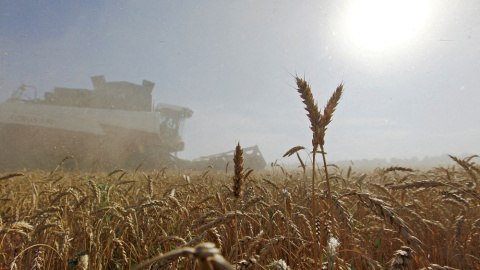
[159,115,178,136]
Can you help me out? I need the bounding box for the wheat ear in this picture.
[132,242,233,270]
[233,143,244,199]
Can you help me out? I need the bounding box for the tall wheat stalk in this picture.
[294,76,343,268]
[233,143,244,269]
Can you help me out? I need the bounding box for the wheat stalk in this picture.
[0,173,24,181]
[233,143,245,267]
[294,76,343,268]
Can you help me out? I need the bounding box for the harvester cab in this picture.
[155,103,193,147]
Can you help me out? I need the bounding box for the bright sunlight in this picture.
[348,0,429,50]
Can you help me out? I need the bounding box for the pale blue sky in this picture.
[1,1,479,163]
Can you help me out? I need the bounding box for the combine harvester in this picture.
[0,76,266,171]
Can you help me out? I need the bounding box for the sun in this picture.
[348,0,429,50]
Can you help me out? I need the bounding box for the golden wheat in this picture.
[0,148,479,269]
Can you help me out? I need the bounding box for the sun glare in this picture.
[348,0,428,50]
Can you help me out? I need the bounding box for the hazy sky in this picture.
[1,1,479,164]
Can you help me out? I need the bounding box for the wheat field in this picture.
[0,77,479,269]
[0,157,479,269]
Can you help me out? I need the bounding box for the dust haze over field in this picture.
[1,1,479,165]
